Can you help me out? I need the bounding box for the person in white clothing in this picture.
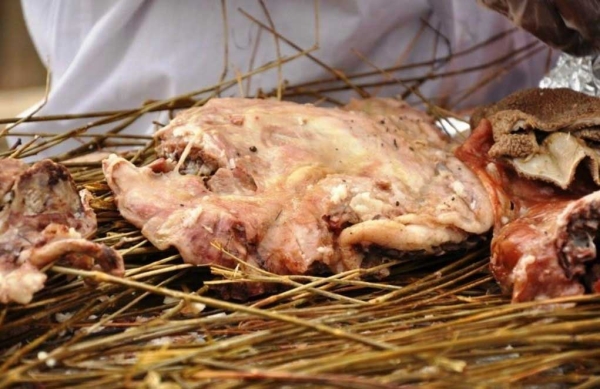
[13,0,596,156]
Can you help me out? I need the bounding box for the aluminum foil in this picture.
[539,53,600,96]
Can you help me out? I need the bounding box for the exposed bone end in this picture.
[508,133,600,190]
[555,191,600,291]
[492,191,600,302]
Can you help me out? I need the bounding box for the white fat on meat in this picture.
[104,98,493,279]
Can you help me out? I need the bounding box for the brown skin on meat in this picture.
[471,88,600,189]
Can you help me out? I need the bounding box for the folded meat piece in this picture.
[457,118,600,302]
[104,98,493,287]
[471,88,600,189]
[0,158,124,304]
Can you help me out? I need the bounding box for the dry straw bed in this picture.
[1,2,597,388]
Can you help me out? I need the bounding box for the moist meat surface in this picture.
[0,158,124,304]
[104,98,493,285]
[457,118,600,302]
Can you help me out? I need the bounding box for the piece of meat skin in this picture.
[105,98,493,287]
[457,119,600,302]
[0,158,124,305]
[471,88,600,189]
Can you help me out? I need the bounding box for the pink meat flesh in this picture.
[457,117,600,302]
[104,98,493,288]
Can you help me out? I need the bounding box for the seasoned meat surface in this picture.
[104,98,493,284]
[0,159,124,304]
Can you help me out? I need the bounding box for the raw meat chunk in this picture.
[0,159,124,304]
[457,117,600,302]
[104,98,492,287]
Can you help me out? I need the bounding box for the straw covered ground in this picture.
[2,2,599,388]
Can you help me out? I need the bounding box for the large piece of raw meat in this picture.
[104,98,493,290]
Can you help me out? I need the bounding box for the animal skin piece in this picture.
[0,158,124,304]
[104,97,493,295]
[472,88,600,189]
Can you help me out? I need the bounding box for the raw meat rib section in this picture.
[457,118,600,302]
[0,159,124,304]
[104,97,493,281]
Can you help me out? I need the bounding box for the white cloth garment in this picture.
[16,0,554,157]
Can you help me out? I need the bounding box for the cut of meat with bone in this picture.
[0,159,124,304]
[457,117,600,302]
[491,192,600,302]
[104,98,493,285]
